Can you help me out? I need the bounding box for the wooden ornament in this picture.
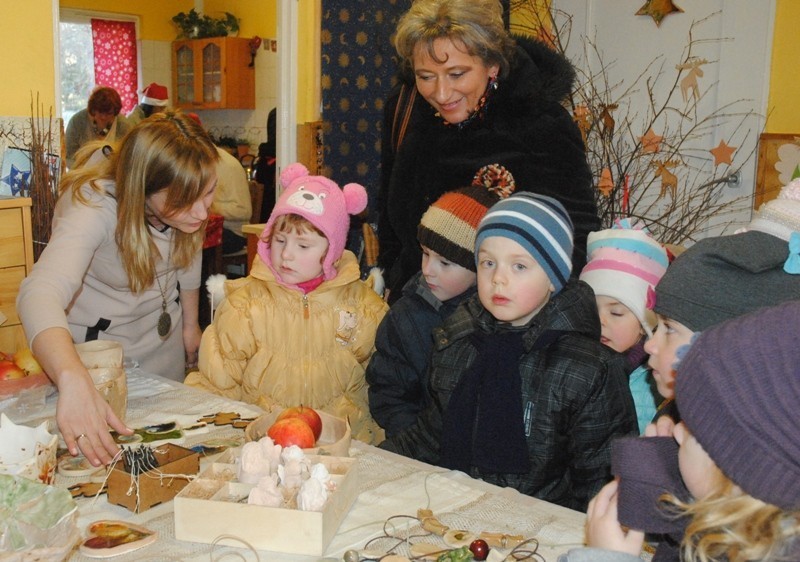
[640,128,663,153]
[597,168,614,197]
[652,159,680,198]
[710,140,736,167]
[636,0,684,27]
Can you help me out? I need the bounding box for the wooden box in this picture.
[174,451,358,556]
[107,444,199,513]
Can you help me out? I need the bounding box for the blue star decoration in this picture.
[1,163,31,196]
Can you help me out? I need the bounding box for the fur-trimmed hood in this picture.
[508,35,577,108]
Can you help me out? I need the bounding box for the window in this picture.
[59,10,139,124]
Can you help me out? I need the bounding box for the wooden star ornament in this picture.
[640,128,663,153]
[636,0,684,27]
[710,140,736,167]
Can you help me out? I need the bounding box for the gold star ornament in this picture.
[636,0,684,27]
[710,140,736,167]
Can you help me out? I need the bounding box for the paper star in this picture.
[636,0,684,27]
[710,140,736,167]
[0,164,31,195]
[640,128,663,153]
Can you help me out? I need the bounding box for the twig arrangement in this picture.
[27,94,60,261]
[0,95,61,261]
[509,4,756,245]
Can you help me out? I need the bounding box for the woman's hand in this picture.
[57,368,131,466]
[585,480,645,556]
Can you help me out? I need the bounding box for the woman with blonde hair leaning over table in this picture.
[17,111,219,467]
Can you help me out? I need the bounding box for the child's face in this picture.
[644,314,695,399]
[477,236,554,326]
[269,226,329,284]
[674,421,723,499]
[595,296,643,353]
[420,245,477,302]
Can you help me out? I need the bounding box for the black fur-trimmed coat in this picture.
[379,37,599,302]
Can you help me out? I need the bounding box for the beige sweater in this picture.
[17,180,201,381]
[210,148,252,237]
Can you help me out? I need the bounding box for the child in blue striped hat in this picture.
[382,192,638,511]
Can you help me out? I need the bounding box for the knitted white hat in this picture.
[580,220,669,336]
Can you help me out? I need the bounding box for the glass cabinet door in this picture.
[175,45,194,105]
[202,41,222,104]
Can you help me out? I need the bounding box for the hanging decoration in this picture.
[597,168,614,197]
[623,175,631,215]
[676,58,708,103]
[710,140,736,167]
[651,159,680,199]
[248,36,262,67]
[573,104,590,143]
[640,128,663,154]
[636,0,684,27]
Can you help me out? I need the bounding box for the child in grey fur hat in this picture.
[644,226,800,435]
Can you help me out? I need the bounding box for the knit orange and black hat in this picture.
[417,164,516,271]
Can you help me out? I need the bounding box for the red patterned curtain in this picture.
[91,19,138,113]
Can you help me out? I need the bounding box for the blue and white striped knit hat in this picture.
[475,192,574,293]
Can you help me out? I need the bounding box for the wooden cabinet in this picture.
[172,37,255,110]
[0,197,33,352]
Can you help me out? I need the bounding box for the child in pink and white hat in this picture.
[186,163,389,445]
[580,220,670,433]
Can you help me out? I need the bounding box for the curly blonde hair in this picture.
[393,0,516,79]
[665,472,800,561]
[60,111,219,293]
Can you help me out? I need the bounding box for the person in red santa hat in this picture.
[127,82,170,126]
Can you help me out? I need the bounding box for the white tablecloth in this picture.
[6,368,588,561]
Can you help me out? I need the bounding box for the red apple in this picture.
[13,348,44,376]
[0,360,27,381]
[267,417,316,448]
[469,539,489,561]
[275,405,322,441]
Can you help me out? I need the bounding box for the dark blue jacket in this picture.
[366,272,476,437]
[382,280,638,511]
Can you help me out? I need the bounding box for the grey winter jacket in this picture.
[382,280,638,511]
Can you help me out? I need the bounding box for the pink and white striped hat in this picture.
[580,219,669,336]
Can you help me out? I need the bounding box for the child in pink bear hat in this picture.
[186,163,389,445]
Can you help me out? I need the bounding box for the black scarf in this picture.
[440,330,530,474]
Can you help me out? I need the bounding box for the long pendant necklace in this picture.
[155,243,173,338]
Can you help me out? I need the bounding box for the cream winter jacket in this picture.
[186,251,388,444]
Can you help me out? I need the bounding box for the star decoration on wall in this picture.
[640,128,663,153]
[710,140,736,167]
[0,164,31,196]
[636,0,684,27]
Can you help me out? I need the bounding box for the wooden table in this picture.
[6,369,589,561]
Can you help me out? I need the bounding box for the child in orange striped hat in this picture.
[366,164,514,437]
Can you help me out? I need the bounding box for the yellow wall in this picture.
[0,0,56,115]
[59,0,193,40]
[766,0,800,133]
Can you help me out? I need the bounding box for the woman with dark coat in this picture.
[379,0,599,303]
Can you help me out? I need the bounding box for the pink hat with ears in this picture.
[257,162,368,280]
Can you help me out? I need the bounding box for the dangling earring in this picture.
[489,75,499,91]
